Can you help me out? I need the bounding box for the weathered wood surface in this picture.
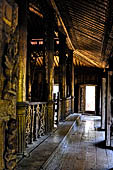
[16,114,113,170]
[45,115,113,170]
[16,113,80,170]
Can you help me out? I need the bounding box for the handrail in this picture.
[66,96,71,100]
[29,102,47,105]
[25,102,47,146]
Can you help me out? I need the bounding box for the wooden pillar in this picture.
[78,85,85,113]
[44,14,54,132]
[59,33,66,120]
[17,0,27,154]
[0,119,6,170]
[74,73,79,113]
[78,86,81,112]
[105,70,112,146]
[0,0,3,99]
[26,41,31,101]
[95,85,101,115]
[69,50,74,113]
[99,87,101,115]
[101,77,106,129]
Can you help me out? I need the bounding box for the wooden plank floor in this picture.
[16,114,81,170]
[45,115,113,170]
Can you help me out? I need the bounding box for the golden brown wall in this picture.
[0,1,18,169]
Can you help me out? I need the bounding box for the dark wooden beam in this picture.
[68,5,106,25]
[73,28,102,42]
[67,0,106,18]
[101,0,113,57]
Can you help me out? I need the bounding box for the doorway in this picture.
[85,85,96,112]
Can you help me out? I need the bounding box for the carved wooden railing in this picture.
[25,102,47,147]
[53,94,72,124]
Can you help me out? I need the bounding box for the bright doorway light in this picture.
[85,86,95,111]
[53,84,59,128]
[53,84,59,99]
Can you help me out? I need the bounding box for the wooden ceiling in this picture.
[50,0,111,68]
[28,0,113,68]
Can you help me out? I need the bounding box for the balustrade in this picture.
[25,102,47,147]
[17,97,72,154]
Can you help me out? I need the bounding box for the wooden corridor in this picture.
[45,116,113,170]
[17,115,113,170]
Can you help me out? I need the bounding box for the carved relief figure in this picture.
[4,119,17,170]
[3,28,19,100]
[2,2,19,100]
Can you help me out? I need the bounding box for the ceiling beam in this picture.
[70,12,105,29]
[75,50,102,68]
[74,54,94,67]
[73,27,102,43]
[72,18,104,34]
[68,5,106,25]
[67,0,106,18]
[50,0,76,51]
[101,0,113,57]
[50,0,105,68]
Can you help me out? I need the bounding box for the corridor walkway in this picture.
[45,115,113,170]
[16,113,80,170]
[17,115,113,170]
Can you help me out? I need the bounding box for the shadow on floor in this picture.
[94,127,105,131]
[95,140,106,149]
[95,140,113,150]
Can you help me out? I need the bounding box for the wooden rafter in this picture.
[50,0,108,68]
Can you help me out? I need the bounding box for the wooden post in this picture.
[71,56,74,113]
[57,92,60,124]
[59,33,67,120]
[101,77,106,129]
[44,13,54,132]
[78,86,81,112]
[0,119,6,170]
[69,50,74,113]
[95,85,101,115]
[16,0,27,154]
[74,74,79,113]
[99,86,101,115]
[105,71,112,146]
[26,40,31,101]
[0,0,3,99]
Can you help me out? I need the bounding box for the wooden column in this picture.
[105,70,112,146]
[26,41,31,101]
[44,14,54,132]
[0,0,3,99]
[99,87,102,115]
[95,85,101,115]
[17,0,27,154]
[0,118,7,170]
[69,50,74,113]
[74,74,79,113]
[101,77,106,129]
[78,86,81,112]
[59,33,66,120]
